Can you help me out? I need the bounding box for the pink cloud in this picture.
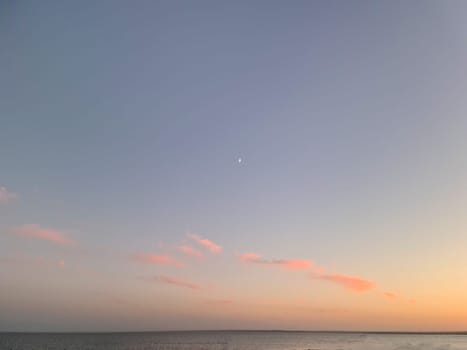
[132,253,184,267]
[240,252,313,270]
[314,273,375,292]
[154,275,201,290]
[240,252,264,262]
[13,224,76,246]
[0,186,17,205]
[383,291,397,299]
[177,245,203,258]
[272,259,313,270]
[188,234,222,253]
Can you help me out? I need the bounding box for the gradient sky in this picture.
[2,0,467,332]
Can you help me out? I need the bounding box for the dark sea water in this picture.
[1,331,466,350]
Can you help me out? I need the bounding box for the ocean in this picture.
[1,331,467,350]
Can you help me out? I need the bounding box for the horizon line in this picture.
[1,330,467,335]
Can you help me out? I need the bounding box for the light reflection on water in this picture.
[1,332,466,350]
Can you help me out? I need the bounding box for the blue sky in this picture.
[2,0,467,331]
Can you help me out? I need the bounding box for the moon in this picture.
[237,157,243,164]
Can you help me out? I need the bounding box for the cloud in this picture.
[241,252,379,295]
[132,253,184,267]
[240,252,264,262]
[314,273,375,292]
[177,245,203,258]
[383,291,397,299]
[272,259,313,270]
[0,186,17,204]
[154,275,201,290]
[13,224,76,246]
[240,252,313,270]
[188,234,222,253]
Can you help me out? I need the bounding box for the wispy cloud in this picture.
[188,234,222,253]
[240,252,313,270]
[177,245,203,258]
[13,224,76,246]
[240,252,264,262]
[0,186,17,204]
[313,273,375,292]
[383,291,397,299]
[154,275,201,290]
[272,259,313,270]
[132,253,185,267]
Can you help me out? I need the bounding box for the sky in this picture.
[1,0,467,332]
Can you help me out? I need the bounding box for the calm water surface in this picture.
[1,332,466,350]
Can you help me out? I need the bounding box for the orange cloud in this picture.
[154,275,201,290]
[314,273,375,292]
[188,234,222,253]
[0,186,17,204]
[240,252,312,270]
[13,224,76,246]
[383,291,397,299]
[132,253,184,267]
[177,245,203,258]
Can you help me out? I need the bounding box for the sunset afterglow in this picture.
[2,0,467,333]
